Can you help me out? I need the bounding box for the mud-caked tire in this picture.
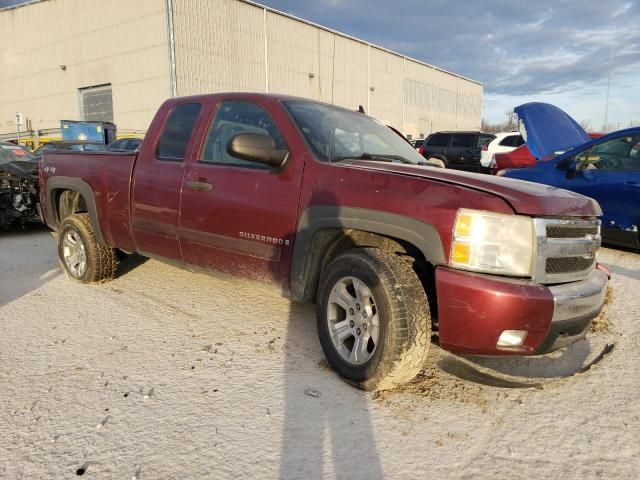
[57,213,118,283]
[316,248,431,391]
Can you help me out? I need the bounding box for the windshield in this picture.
[0,144,36,164]
[283,100,424,165]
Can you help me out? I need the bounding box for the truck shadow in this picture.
[116,253,149,277]
[437,355,544,388]
[389,338,609,395]
[438,338,594,387]
[0,223,60,307]
[462,339,592,378]
[606,264,640,282]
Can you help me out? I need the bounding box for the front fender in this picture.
[290,206,445,301]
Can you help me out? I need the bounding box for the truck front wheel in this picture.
[57,213,118,283]
[316,248,431,391]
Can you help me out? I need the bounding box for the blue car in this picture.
[500,102,640,249]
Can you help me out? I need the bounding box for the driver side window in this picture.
[577,135,640,171]
[200,101,286,169]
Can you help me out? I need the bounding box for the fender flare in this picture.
[290,206,446,301]
[45,176,105,244]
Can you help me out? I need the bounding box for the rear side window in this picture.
[477,134,495,148]
[499,136,513,147]
[427,134,449,147]
[84,144,106,151]
[157,103,202,160]
[499,135,524,147]
[451,134,475,148]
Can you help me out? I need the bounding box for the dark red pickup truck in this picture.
[40,93,608,390]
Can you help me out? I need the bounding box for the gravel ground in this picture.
[1,226,639,479]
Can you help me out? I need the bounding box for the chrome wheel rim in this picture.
[62,229,87,278]
[327,276,379,365]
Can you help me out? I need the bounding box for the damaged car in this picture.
[0,142,40,230]
[499,102,640,249]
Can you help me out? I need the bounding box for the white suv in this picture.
[480,132,524,167]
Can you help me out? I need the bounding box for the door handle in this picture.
[624,181,640,191]
[186,179,213,191]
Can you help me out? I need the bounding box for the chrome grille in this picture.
[545,257,595,275]
[533,218,601,284]
[546,225,599,239]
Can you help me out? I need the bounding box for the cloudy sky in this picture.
[2,0,636,128]
[260,0,639,129]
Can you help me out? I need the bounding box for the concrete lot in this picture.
[1,226,639,479]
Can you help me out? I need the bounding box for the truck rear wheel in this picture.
[316,248,431,391]
[57,213,118,283]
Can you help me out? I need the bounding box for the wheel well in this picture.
[300,228,438,321]
[55,189,88,225]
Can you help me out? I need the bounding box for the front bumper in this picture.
[436,266,608,356]
[536,266,609,353]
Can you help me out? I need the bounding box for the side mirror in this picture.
[227,132,288,169]
[556,156,579,178]
[566,159,583,179]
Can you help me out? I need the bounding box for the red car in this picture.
[39,93,608,390]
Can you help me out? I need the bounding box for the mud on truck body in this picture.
[40,93,609,391]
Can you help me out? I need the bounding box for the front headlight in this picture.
[450,209,534,277]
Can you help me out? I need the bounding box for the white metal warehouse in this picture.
[0,0,482,141]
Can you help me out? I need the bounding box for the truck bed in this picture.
[40,150,137,250]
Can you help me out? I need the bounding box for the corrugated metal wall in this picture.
[171,0,266,95]
[0,0,481,138]
[0,0,169,134]
[172,0,482,139]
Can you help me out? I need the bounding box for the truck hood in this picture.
[514,102,591,160]
[344,161,601,217]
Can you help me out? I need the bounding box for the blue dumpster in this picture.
[60,120,117,144]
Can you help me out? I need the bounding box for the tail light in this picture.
[418,145,425,156]
[482,144,489,151]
